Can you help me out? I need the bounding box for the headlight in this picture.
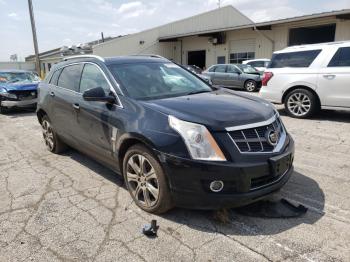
[169,115,226,161]
[0,91,17,99]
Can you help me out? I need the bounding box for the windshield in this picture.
[0,72,40,84]
[108,62,212,100]
[236,64,259,74]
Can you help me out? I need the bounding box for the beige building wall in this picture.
[94,28,178,61]
[335,19,350,40]
[0,62,35,71]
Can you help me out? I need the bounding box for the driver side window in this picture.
[80,64,110,94]
[227,65,239,73]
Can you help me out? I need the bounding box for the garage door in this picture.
[229,39,256,64]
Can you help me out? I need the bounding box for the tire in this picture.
[284,89,319,119]
[41,115,67,153]
[0,102,9,114]
[244,80,257,92]
[123,144,173,214]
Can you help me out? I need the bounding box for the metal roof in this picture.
[94,5,253,48]
[158,8,350,40]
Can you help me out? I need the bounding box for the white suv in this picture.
[260,41,350,118]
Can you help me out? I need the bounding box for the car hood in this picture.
[0,82,39,92]
[141,88,276,131]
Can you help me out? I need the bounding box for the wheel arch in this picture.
[117,133,157,173]
[36,109,47,124]
[282,85,321,106]
[244,78,256,86]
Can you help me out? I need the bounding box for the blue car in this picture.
[0,70,40,113]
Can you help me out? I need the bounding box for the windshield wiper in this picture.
[186,90,211,96]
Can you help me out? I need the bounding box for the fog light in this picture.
[209,180,224,192]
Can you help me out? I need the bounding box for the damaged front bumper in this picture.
[0,90,38,108]
[1,98,37,108]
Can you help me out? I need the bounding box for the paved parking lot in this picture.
[0,105,349,262]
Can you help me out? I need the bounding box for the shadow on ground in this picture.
[2,108,36,118]
[64,147,325,236]
[277,108,350,124]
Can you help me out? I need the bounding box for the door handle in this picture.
[50,91,55,97]
[323,74,336,80]
[72,103,80,110]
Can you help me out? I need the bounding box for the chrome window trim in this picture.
[49,61,123,109]
[63,55,105,62]
[225,114,278,132]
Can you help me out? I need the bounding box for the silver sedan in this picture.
[202,64,262,92]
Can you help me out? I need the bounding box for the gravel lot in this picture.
[0,104,349,261]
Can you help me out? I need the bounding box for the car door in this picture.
[212,65,227,86]
[226,65,241,87]
[50,64,84,146]
[317,46,350,108]
[76,63,119,162]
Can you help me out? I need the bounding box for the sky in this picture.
[0,0,349,61]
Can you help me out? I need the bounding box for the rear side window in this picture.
[227,65,240,73]
[215,65,226,72]
[328,47,350,67]
[49,69,61,86]
[57,64,83,92]
[269,50,321,68]
[208,66,216,72]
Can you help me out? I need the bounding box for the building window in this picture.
[229,52,255,64]
[217,56,225,64]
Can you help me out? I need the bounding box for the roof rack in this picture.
[131,54,166,59]
[63,55,105,62]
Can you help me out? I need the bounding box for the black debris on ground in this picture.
[142,219,159,237]
[235,198,308,218]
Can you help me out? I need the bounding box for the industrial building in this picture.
[25,37,115,76]
[93,6,350,69]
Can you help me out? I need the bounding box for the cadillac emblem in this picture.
[266,129,279,146]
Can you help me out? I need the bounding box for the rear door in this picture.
[317,46,350,108]
[50,64,83,145]
[212,65,227,86]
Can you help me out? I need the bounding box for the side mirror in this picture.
[82,87,115,103]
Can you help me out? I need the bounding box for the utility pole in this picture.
[28,0,41,75]
[217,0,221,8]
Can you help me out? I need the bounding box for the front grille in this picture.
[228,117,283,153]
[8,90,37,100]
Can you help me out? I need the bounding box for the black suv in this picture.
[37,55,294,214]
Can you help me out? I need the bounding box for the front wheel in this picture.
[284,89,319,118]
[123,144,173,214]
[244,80,257,92]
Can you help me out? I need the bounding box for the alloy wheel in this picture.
[42,120,54,151]
[245,81,256,92]
[287,93,311,117]
[126,154,159,208]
